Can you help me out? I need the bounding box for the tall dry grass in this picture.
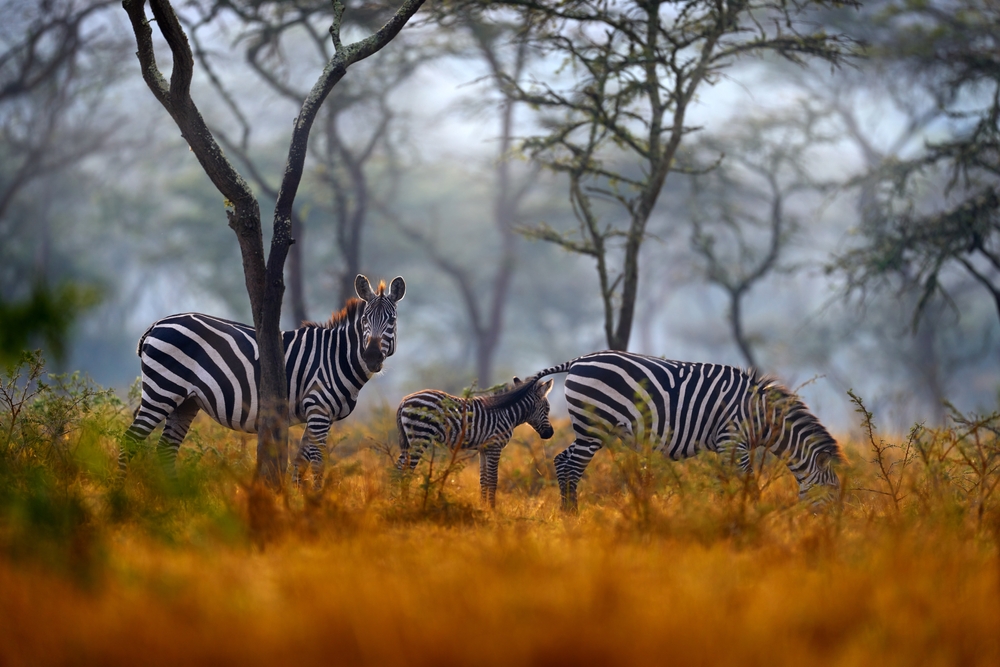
[1,354,998,666]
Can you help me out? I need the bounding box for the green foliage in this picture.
[0,352,247,582]
[0,284,100,364]
[0,350,118,582]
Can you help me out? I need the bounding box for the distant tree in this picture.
[393,8,538,386]
[686,108,833,368]
[480,0,858,351]
[121,0,425,488]
[0,0,126,360]
[831,0,1000,329]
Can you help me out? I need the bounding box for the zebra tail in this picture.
[135,321,157,357]
[528,360,574,382]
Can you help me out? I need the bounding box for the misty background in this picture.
[3,0,999,435]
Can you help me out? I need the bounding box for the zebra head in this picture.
[355,274,405,373]
[793,443,844,504]
[752,378,843,505]
[515,376,554,440]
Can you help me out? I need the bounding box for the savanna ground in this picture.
[2,352,999,666]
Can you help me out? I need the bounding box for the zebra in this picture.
[531,351,843,511]
[396,377,555,508]
[119,274,405,487]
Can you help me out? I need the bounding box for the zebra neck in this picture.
[311,312,372,388]
[346,311,374,381]
[474,397,524,432]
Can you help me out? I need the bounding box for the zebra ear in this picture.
[388,276,405,302]
[512,376,522,384]
[355,275,376,302]
[540,379,554,396]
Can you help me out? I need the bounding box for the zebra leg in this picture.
[291,436,308,487]
[291,443,324,490]
[479,442,503,509]
[393,430,429,504]
[398,435,430,472]
[554,438,603,512]
[293,410,332,490]
[156,398,199,474]
[118,389,181,471]
[119,423,148,472]
[716,436,757,496]
[308,444,325,492]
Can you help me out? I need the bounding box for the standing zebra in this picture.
[396,377,555,508]
[531,351,843,511]
[120,274,405,487]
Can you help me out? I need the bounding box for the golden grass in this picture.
[2,411,999,667]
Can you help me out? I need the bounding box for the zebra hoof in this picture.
[559,498,579,514]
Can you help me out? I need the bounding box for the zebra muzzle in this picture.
[363,339,385,372]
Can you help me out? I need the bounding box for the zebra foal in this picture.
[396,377,554,508]
[532,351,843,511]
[120,274,405,487]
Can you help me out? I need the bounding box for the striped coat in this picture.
[396,377,554,507]
[120,275,404,486]
[533,351,842,510]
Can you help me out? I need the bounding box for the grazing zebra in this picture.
[396,377,555,508]
[120,274,405,487]
[531,351,843,511]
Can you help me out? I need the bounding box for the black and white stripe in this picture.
[396,377,555,507]
[120,274,405,486]
[532,351,843,510]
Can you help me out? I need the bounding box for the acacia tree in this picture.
[831,0,1000,330]
[687,108,832,368]
[482,0,857,350]
[393,9,537,386]
[121,0,424,488]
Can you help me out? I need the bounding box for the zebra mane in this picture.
[745,367,780,392]
[480,378,540,411]
[301,298,365,329]
[751,372,845,463]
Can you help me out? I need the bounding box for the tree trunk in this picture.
[255,211,292,487]
[729,289,757,369]
[226,197,289,489]
[610,227,642,351]
[287,210,308,325]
